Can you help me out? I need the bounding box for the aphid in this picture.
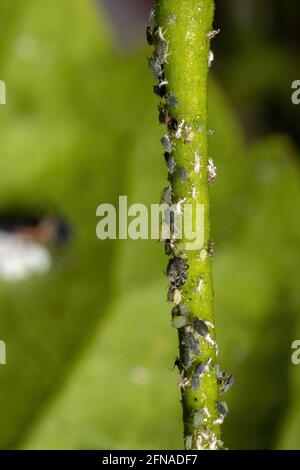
[181,350,193,369]
[166,93,178,108]
[167,256,188,288]
[161,135,173,153]
[216,401,229,418]
[148,56,163,79]
[208,50,214,68]
[168,13,177,25]
[195,360,211,378]
[165,239,175,255]
[190,184,197,200]
[158,103,168,125]
[216,366,235,395]
[193,410,204,427]
[182,330,200,356]
[207,157,217,184]
[179,303,189,317]
[193,318,209,338]
[172,315,188,329]
[164,152,176,174]
[166,116,178,131]
[154,84,167,98]
[173,288,182,305]
[195,277,204,293]
[207,29,220,40]
[160,186,172,205]
[185,435,193,451]
[175,119,185,139]
[146,25,157,46]
[157,39,169,64]
[178,167,188,182]
[194,151,201,174]
[208,240,215,257]
[191,372,200,391]
[207,128,215,136]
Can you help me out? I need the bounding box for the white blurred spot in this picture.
[130,366,150,385]
[0,231,51,281]
[14,35,38,60]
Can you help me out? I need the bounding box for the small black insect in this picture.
[164,152,176,174]
[193,319,209,338]
[146,25,157,46]
[158,103,168,125]
[182,331,200,356]
[165,239,174,255]
[167,256,188,288]
[195,361,210,377]
[154,84,167,98]
[166,93,178,108]
[166,116,178,132]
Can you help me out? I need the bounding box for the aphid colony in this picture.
[147,10,229,449]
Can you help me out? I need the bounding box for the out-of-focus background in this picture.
[0,0,299,450]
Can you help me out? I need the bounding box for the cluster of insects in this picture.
[147,10,229,450]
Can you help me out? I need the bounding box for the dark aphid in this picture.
[148,56,163,80]
[173,356,181,371]
[208,240,215,257]
[182,331,200,356]
[164,152,176,174]
[167,256,188,288]
[161,135,173,153]
[154,84,167,98]
[166,116,178,132]
[193,319,209,338]
[165,239,174,255]
[160,186,172,205]
[216,366,235,395]
[146,25,157,46]
[181,350,193,369]
[217,401,229,418]
[157,39,169,64]
[166,93,178,108]
[178,167,188,182]
[158,103,168,125]
[193,409,204,427]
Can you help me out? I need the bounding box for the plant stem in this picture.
[149,0,227,450]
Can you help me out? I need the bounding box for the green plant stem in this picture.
[151,0,224,450]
